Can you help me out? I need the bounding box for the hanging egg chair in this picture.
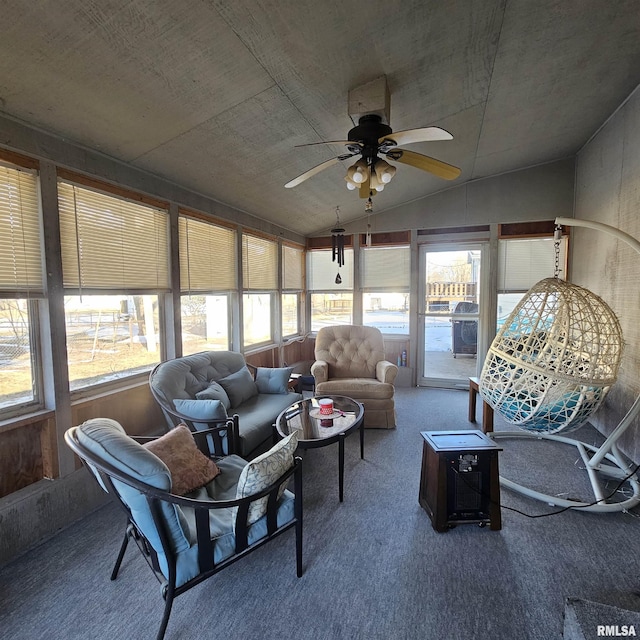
[480,217,640,513]
[480,277,623,434]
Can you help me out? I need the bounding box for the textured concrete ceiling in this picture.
[1,0,639,235]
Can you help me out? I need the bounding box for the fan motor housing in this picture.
[348,114,391,162]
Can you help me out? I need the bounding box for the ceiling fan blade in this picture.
[379,127,453,147]
[295,140,359,148]
[285,154,355,189]
[386,148,461,180]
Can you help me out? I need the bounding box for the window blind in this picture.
[361,246,410,289]
[498,237,567,292]
[242,233,277,290]
[308,248,353,290]
[179,216,236,292]
[0,163,43,293]
[58,182,170,291]
[282,244,304,290]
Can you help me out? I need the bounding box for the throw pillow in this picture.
[218,367,258,408]
[144,425,220,496]
[255,367,293,394]
[234,432,298,526]
[173,398,228,422]
[195,381,231,410]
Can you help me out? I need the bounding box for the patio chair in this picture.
[65,417,302,640]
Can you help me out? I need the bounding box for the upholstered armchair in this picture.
[311,325,398,428]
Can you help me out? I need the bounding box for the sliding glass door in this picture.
[418,244,484,388]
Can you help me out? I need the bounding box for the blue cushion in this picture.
[233,392,303,455]
[218,367,258,408]
[173,398,228,421]
[195,381,231,410]
[255,367,293,394]
[76,418,192,556]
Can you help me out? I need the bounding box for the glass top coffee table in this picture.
[275,395,364,502]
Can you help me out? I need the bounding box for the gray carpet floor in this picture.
[2,387,640,640]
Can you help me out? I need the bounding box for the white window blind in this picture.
[498,237,567,292]
[242,233,277,290]
[282,244,304,290]
[308,248,353,290]
[179,216,236,292]
[58,182,170,290]
[0,163,43,293]
[361,246,410,290]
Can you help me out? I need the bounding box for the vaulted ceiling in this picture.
[1,0,639,236]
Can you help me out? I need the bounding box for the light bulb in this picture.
[347,164,366,184]
[344,175,358,190]
[375,159,396,184]
[375,184,384,192]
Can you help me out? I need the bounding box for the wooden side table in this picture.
[468,376,494,433]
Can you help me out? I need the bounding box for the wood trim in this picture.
[241,227,279,243]
[306,235,354,250]
[40,415,59,479]
[0,147,40,170]
[178,207,238,231]
[418,225,490,236]
[0,409,56,435]
[359,230,410,246]
[498,221,565,238]
[56,168,169,211]
[281,239,305,250]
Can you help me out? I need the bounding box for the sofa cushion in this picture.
[255,367,293,394]
[234,392,302,454]
[150,351,246,405]
[144,425,221,496]
[194,382,231,410]
[234,432,298,526]
[218,367,258,408]
[173,398,228,421]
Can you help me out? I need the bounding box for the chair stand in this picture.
[490,423,640,513]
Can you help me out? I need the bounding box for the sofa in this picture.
[312,325,398,428]
[149,351,303,457]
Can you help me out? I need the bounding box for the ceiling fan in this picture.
[284,114,461,198]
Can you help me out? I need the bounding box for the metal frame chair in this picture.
[65,420,303,640]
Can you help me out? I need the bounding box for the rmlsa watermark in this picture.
[597,625,637,637]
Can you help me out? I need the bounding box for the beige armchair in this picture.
[311,325,398,428]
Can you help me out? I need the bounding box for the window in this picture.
[308,248,353,331]
[282,244,304,337]
[179,216,236,354]
[243,233,277,347]
[0,163,43,413]
[497,236,567,328]
[361,245,410,334]
[58,181,169,390]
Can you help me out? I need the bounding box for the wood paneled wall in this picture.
[0,383,165,498]
[1,334,404,499]
[71,383,166,437]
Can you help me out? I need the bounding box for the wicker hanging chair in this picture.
[480,277,623,434]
